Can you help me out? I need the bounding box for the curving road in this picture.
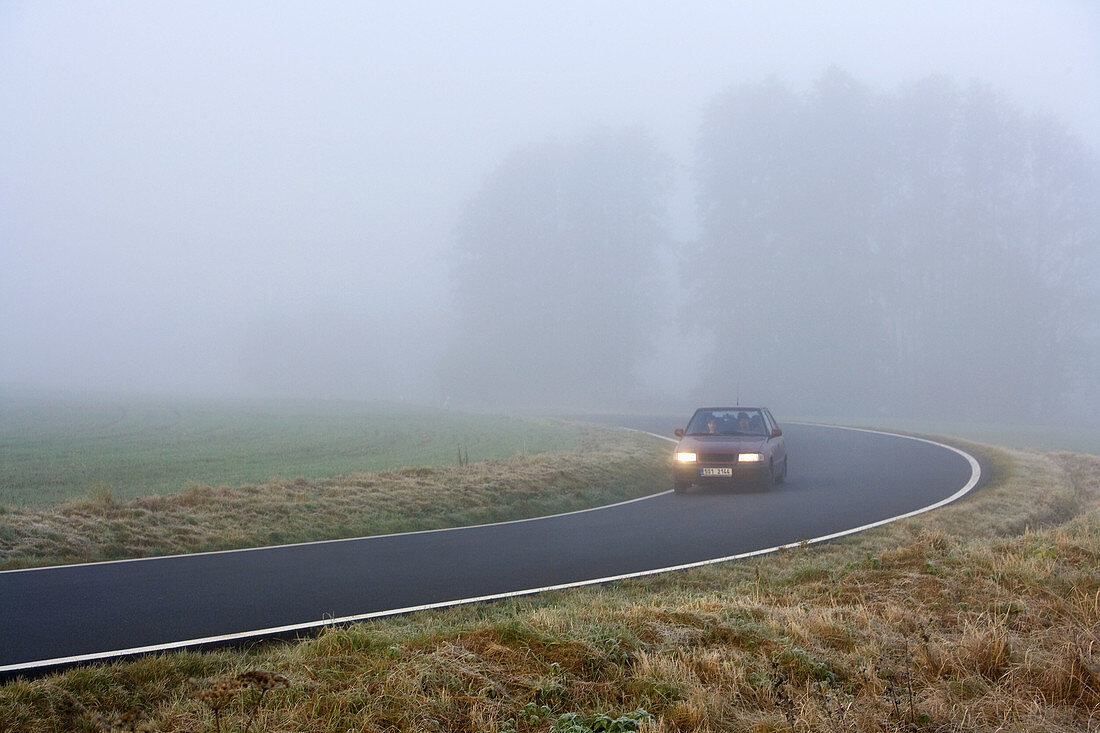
[0,421,981,675]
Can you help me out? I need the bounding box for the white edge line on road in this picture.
[1,424,980,675]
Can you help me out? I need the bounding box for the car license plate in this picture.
[700,467,733,477]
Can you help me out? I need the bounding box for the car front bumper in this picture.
[673,461,770,487]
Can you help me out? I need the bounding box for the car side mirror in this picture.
[674,428,684,438]
[771,428,782,438]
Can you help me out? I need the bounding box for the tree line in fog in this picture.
[442,70,1099,422]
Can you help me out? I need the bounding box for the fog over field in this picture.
[2,2,1098,424]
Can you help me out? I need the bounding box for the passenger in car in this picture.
[737,412,752,432]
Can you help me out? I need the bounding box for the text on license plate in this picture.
[700,467,733,477]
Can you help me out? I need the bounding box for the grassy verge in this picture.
[0,425,669,570]
[3,441,1099,732]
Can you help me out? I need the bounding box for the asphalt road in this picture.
[0,421,980,675]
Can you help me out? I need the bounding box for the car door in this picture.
[763,409,785,465]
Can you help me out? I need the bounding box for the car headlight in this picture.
[738,453,764,463]
[676,452,697,463]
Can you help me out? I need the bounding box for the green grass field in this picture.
[0,395,588,508]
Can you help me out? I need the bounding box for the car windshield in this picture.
[685,409,767,436]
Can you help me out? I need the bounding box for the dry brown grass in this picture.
[2,442,1099,732]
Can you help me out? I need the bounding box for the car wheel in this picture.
[673,481,689,494]
[776,456,787,484]
[759,462,774,491]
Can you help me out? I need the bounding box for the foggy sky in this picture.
[2,1,1098,408]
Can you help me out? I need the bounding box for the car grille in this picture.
[698,452,738,463]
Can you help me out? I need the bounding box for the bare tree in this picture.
[443,129,672,409]
[691,71,1099,421]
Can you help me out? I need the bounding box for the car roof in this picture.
[694,406,767,412]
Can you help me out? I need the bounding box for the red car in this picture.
[672,407,788,493]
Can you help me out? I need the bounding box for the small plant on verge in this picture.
[551,709,654,733]
[195,669,290,733]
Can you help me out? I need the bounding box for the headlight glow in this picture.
[676,452,697,463]
[738,453,764,463]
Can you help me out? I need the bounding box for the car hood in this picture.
[675,435,767,453]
